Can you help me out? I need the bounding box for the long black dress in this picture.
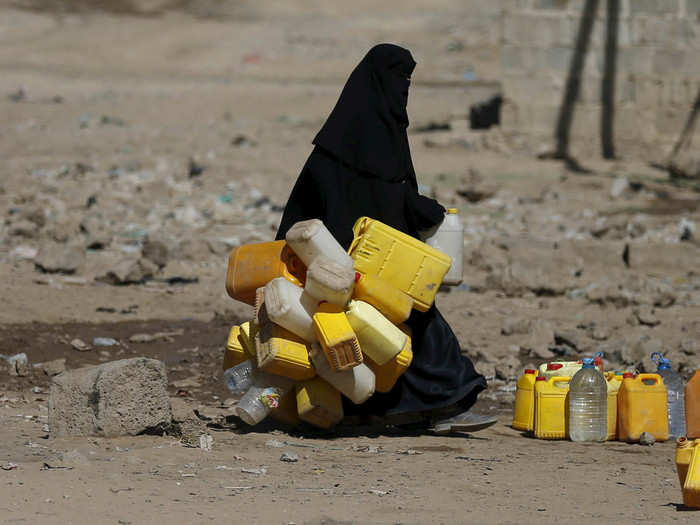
[275,44,486,416]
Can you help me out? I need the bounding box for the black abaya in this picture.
[275,44,486,416]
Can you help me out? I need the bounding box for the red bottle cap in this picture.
[524,369,536,375]
[623,372,635,379]
[354,272,362,283]
[547,363,563,370]
[536,376,546,381]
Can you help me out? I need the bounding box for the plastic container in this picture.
[348,216,451,312]
[651,352,686,439]
[676,437,695,488]
[225,240,306,305]
[312,303,363,371]
[308,343,375,404]
[296,377,344,429]
[285,218,354,269]
[345,300,407,366]
[421,208,463,285]
[364,336,413,393]
[254,322,315,381]
[538,361,582,381]
[238,321,258,360]
[352,272,413,325]
[304,255,355,306]
[264,277,319,342]
[223,360,255,394]
[687,370,700,439]
[223,325,251,370]
[605,372,624,441]
[235,371,294,426]
[684,439,700,508]
[512,368,537,432]
[534,376,570,440]
[617,373,669,443]
[568,357,607,442]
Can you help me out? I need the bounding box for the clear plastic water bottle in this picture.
[569,357,607,442]
[651,352,686,438]
[223,360,254,394]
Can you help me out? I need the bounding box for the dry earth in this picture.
[0,3,699,524]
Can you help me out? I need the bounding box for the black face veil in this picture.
[313,43,418,187]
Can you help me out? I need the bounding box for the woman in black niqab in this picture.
[276,44,492,431]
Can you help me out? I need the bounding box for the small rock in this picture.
[632,306,660,327]
[93,337,118,347]
[241,467,267,475]
[42,358,66,376]
[70,338,90,352]
[639,432,655,446]
[610,177,630,199]
[142,237,169,268]
[501,317,531,336]
[280,452,298,463]
[170,397,206,445]
[265,439,286,448]
[97,258,157,285]
[9,219,39,238]
[494,355,520,380]
[35,244,85,274]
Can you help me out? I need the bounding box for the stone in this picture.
[7,353,29,377]
[632,306,660,326]
[639,432,656,446]
[97,258,157,285]
[494,355,521,380]
[35,243,85,274]
[176,238,211,261]
[49,357,171,437]
[623,336,664,370]
[70,338,90,352]
[609,177,630,199]
[280,452,299,463]
[142,237,169,268]
[9,219,39,238]
[170,397,206,445]
[501,317,531,336]
[523,320,555,359]
[42,358,66,376]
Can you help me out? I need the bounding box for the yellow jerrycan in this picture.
[538,362,582,381]
[676,437,695,488]
[605,372,624,441]
[364,336,413,393]
[312,303,363,371]
[617,373,669,443]
[512,368,537,432]
[223,325,252,370]
[345,300,407,365]
[683,439,700,508]
[226,240,306,305]
[348,217,451,312]
[352,272,413,325]
[254,322,316,381]
[296,377,344,429]
[534,376,570,440]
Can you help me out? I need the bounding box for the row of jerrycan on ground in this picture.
[222,212,463,429]
[513,352,700,443]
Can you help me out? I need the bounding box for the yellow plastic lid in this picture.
[447,208,458,214]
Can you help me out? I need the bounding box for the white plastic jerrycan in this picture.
[421,208,463,285]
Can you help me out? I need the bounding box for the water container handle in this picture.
[348,217,371,256]
[551,376,571,387]
[636,373,660,385]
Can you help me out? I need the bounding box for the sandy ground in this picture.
[1,4,699,524]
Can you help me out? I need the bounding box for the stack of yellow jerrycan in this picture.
[222,217,454,429]
[676,438,700,508]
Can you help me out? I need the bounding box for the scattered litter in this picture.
[199,434,213,451]
[639,432,656,446]
[223,486,252,491]
[396,449,422,455]
[41,463,73,470]
[93,337,118,347]
[241,467,267,475]
[455,456,502,463]
[265,439,286,448]
[181,473,197,478]
[109,487,134,493]
[368,489,389,496]
[1,463,18,470]
[280,452,299,463]
[352,444,380,454]
[128,330,184,344]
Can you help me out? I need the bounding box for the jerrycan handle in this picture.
[636,373,660,385]
[348,217,371,255]
[551,376,570,388]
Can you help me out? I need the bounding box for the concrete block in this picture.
[653,49,689,75]
[631,16,699,46]
[49,358,171,437]
[504,13,575,46]
[629,0,680,16]
[617,47,654,75]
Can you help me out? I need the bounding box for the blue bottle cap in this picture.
[651,352,671,370]
[581,357,595,369]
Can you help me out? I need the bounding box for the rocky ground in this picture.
[1,3,699,524]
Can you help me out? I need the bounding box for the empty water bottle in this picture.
[651,352,686,438]
[223,360,254,394]
[569,357,607,442]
